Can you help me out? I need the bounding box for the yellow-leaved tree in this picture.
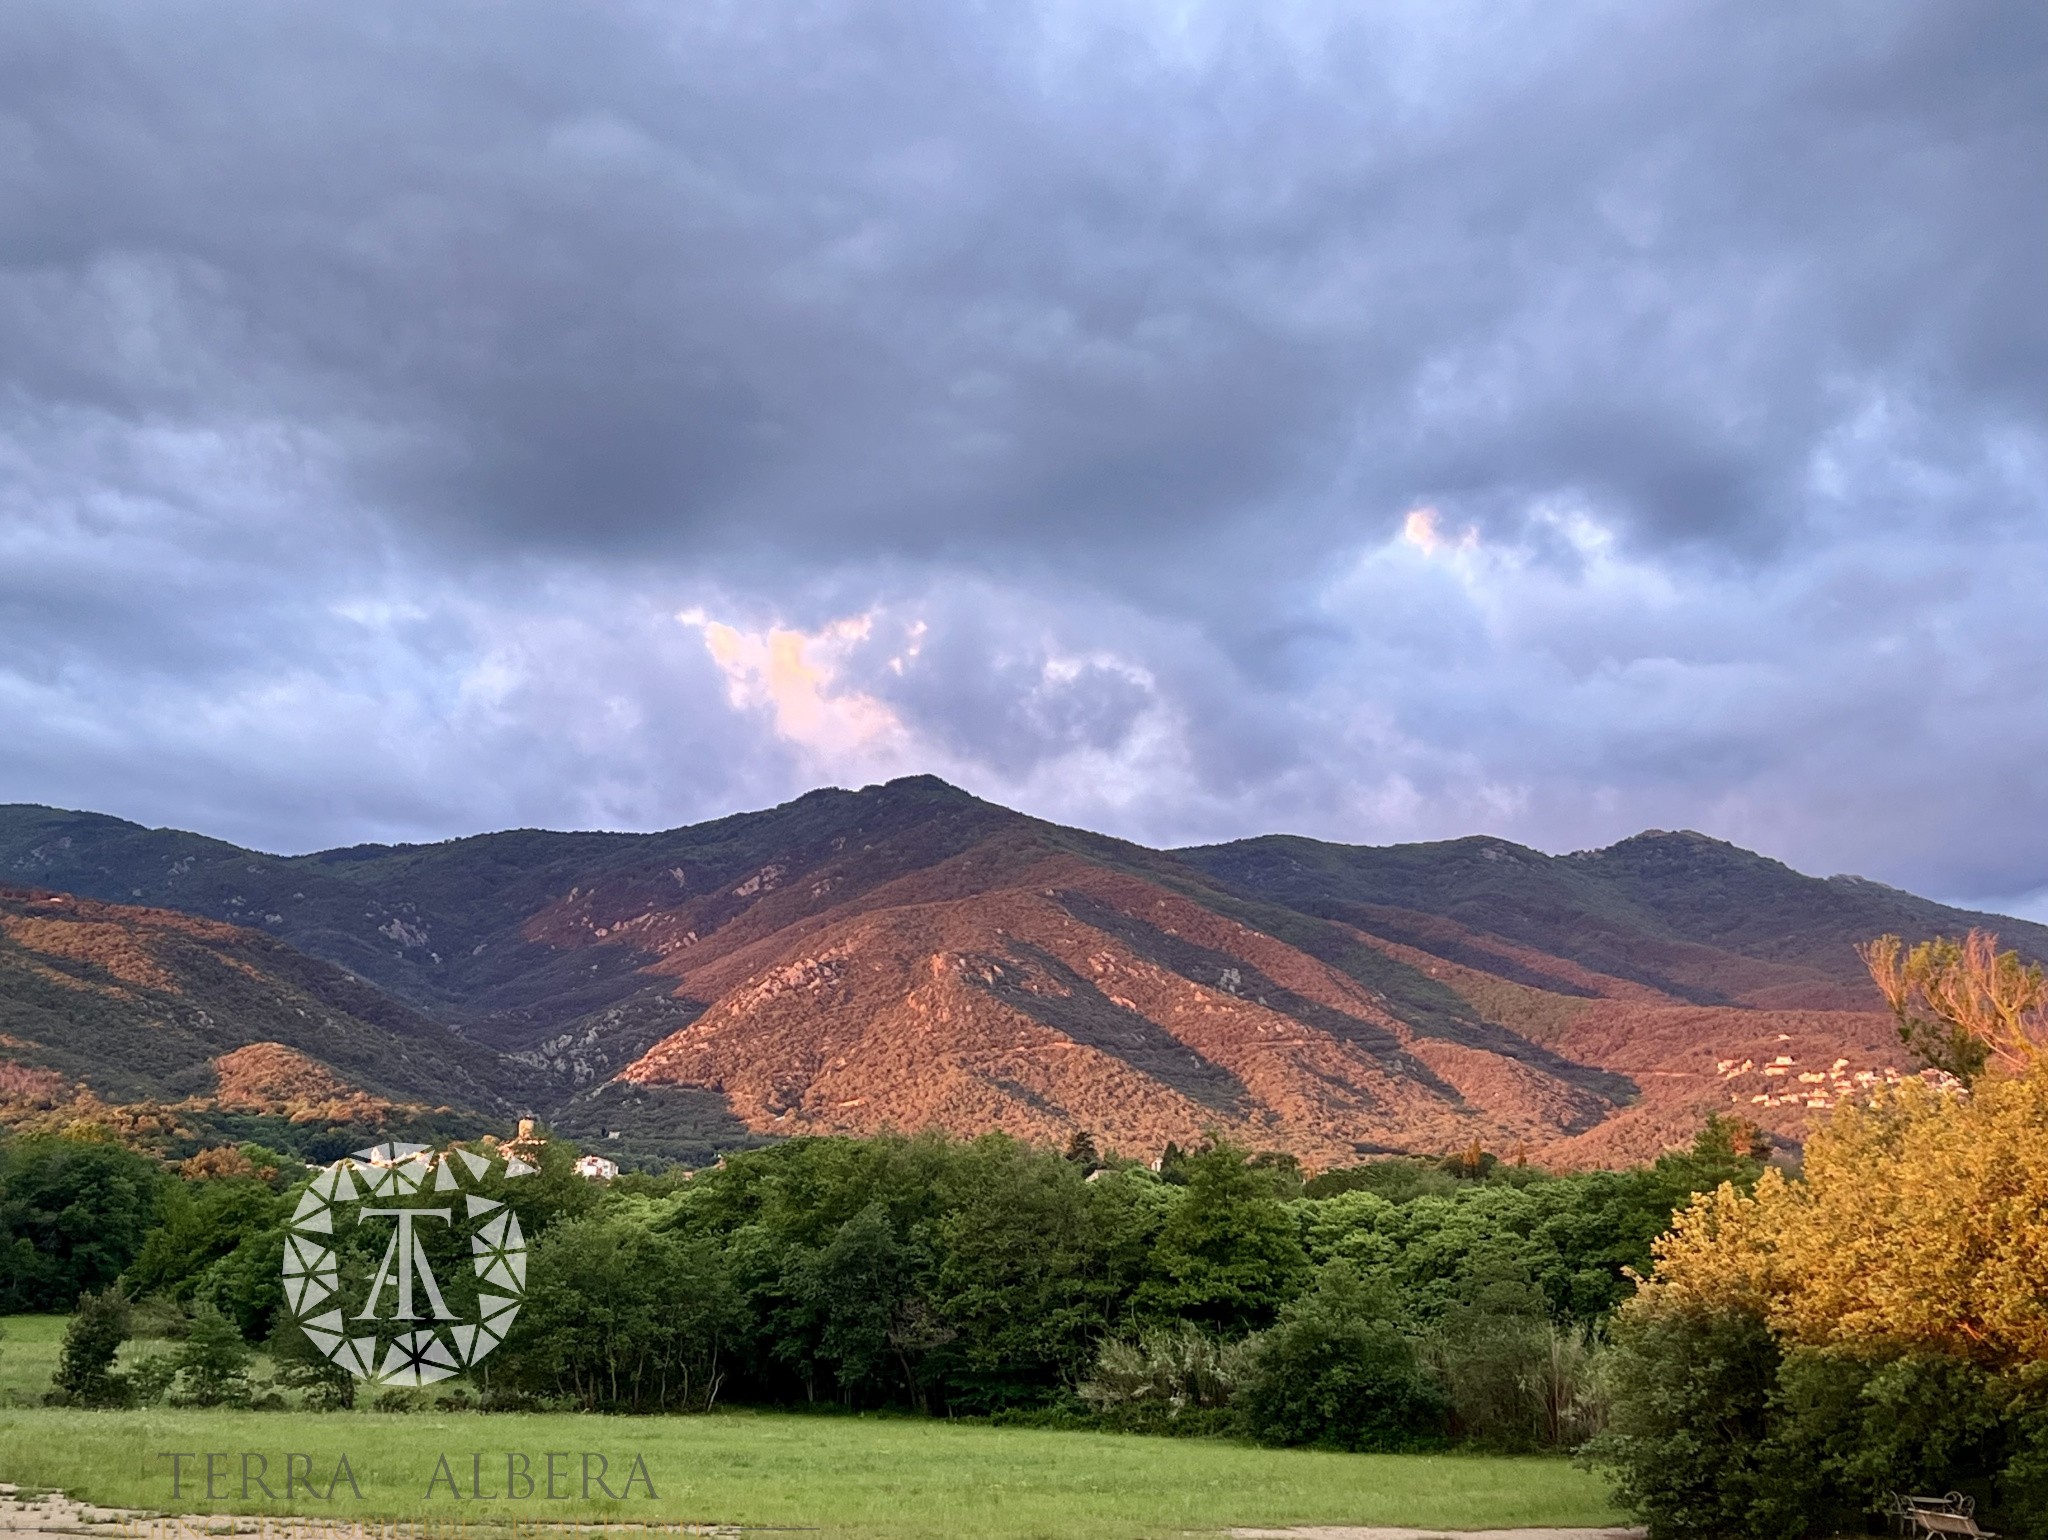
[1645,1070,2048,1367]
[1858,929,2047,1083]
[1638,929,2048,1366]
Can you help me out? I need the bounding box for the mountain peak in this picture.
[863,774,983,802]
[1581,828,1739,855]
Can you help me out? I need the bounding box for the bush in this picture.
[1586,1309,2017,1540]
[126,1352,178,1407]
[1999,1409,2048,1537]
[1821,1354,2005,1516]
[266,1317,354,1410]
[1582,1306,1783,1540]
[1433,1302,1605,1451]
[1236,1262,1446,1452]
[1078,1327,1251,1434]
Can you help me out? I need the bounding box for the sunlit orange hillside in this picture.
[4,779,2038,1168]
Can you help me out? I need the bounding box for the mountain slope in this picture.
[0,885,514,1153]
[3,780,2034,1168]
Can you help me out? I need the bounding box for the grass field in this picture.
[0,1312,63,1403]
[0,1319,1628,1540]
[0,1313,189,1408]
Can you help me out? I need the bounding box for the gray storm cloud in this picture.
[1,0,2045,912]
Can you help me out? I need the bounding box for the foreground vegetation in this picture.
[0,1114,1766,1450]
[1590,932,2048,1539]
[0,1405,1623,1539]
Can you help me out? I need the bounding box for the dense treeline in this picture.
[0,1117,1766,1453]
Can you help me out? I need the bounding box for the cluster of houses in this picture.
[1713,1045,1965,1111]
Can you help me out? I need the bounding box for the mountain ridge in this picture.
[3,779,2038,1168]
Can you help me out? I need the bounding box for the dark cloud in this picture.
[1,0,2045,912]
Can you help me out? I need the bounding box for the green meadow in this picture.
[0,1313,193,1408]
[0,1308,1624,1540]
[0,1311,1612,1540]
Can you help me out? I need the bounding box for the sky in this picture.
[2,1,2046,916]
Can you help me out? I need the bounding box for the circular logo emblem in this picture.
[283,1140,534,1386]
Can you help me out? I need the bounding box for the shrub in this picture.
[126,1352,178,1407]
[1236,1262,1446,1452]
[1589,1304,2034,1540]
[1999,1408,2048,1537]
[1078,1326,1251,1434]
[266,1317,354,1410]
[1432,1305,1605,1451]
[1582,1305,1783,1540]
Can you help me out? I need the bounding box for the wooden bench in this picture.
[1892,1492,1996,1539]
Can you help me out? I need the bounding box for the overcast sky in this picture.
[3,1,2046,914]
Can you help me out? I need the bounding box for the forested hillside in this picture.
[0,886,509,1159]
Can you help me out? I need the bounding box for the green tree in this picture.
[172,1303,252,1408]
[1139,1142,1308,1334]
[1294,1121,1769,1329]
[125,1174,283,1299]
[926,1137,1159,1412]
[500,1207,738,1411]
[52,1284,133,1407]
[674,1133,953,1406]
[784,1201,922,1404]
[0,1136,168,1311]
[1237,1261,1446,1451]
[1581,1306,1784,1540]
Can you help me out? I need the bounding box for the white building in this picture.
[573,1153,620,1181]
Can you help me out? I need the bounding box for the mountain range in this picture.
[4,776,2039,1169]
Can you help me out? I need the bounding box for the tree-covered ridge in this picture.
[0,886,512,1157]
